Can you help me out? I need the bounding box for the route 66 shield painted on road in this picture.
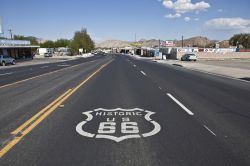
[76,108,161,142]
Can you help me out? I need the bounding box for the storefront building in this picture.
[0,39,39,59]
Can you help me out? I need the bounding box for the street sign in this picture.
[79,48,83,53]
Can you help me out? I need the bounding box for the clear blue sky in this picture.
[1,0,250,42]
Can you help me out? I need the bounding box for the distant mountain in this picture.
[137,39,159,47]
[96,40,131,48]
[175,36,218,47]
[96,39,160,48]
[96,36,223,48]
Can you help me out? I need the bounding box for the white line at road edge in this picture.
[57,64,71,67]
[0,72,13,76]
[167,93,194,116]
[140,71,147,76]
[40,66,49,69]
[203,125,216,136]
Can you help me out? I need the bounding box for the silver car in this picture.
[181,53,197,61]
[44,53,53,57]
[0,55,16,66]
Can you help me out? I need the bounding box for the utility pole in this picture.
[182,36,184,48]
[135,33,137,42]
[159,39,163,60]
[8,29,13,39]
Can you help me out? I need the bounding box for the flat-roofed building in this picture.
[0,39,39,59]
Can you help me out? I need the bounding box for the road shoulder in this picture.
[128,55,250,82]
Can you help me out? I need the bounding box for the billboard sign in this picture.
[0,39,31,45]
[160,40,175,47]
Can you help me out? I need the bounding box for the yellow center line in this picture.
[0,59,113,158]
[0,89,72,158]
[11,89,73,135]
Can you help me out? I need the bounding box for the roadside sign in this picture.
[79,48,83,53]
[161,40,175,47]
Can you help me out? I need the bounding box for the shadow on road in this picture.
[240,77,250,82]
[172,64,183,67]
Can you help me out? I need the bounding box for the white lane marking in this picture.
[57,64,71,67]
[140,71,147,76]
[167,93,194,116]
[40,66,49,69]
[159,87,162,90]
[0,72,13,76]
[203,125,216,136]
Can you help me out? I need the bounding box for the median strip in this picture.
[0,60,113,158]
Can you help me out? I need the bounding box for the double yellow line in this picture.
[0,60,112,158]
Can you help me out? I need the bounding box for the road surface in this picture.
[0,54,250,166]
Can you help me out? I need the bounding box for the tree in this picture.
[40,40,55,48]
[69,28,95,54]
[229,33,250,48]
[14,35,39,45]
[54,39,71,48]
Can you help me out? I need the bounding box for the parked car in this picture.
[44,53,53,57]
[181,53,197,61]
[0,55,16,66]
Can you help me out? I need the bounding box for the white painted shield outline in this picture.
[76,108,161,142]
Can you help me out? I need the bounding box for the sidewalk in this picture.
[156,59,250,81]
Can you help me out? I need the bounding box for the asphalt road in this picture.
[0,54,250,166]
[0,54,105,87]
